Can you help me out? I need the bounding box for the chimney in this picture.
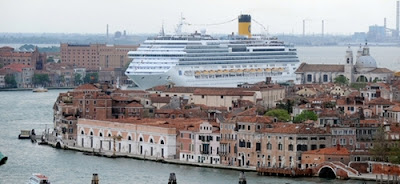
[322,20,324,37]
[336,143,340,151]
[384,18,387,30]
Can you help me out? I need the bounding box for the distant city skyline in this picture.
[0,0,398,35]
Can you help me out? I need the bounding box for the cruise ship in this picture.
[125,15,300,89]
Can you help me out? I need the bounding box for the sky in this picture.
[0,0,398,35]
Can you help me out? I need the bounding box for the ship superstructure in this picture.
[125,15,300,89]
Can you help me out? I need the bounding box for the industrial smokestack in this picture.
[238,14,251,38]
[303,20,305,37]
[384,18,387,30]
[397,1,399,37]
[322,20,324,37]
[106,24,109,40]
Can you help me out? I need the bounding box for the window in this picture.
[246,142,251,148]
[221,95,224,99]
[267,143,272,150]
[307,74,312,82]
[202,95,205,99]
[288,144,293,151]
[256,143,261,151]
[278,143,283,150]
[323,74,328,82]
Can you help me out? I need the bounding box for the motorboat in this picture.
[33,87,48,92]
[18,130,31,139]
[28,173,50,184]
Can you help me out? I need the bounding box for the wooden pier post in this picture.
[239,171,246,184]
[168,173,177,184]
[91,173,99,184]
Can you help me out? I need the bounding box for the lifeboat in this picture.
[265,68,272,72]
[250,69,257,73]
[194,71,201,75]
[202,70,209,75]
[257,68,263,73]
[243,69,250,73]
[278,67,285,72]
[208,70,215,75]
[222,69,229,74]
[216,70,223,74]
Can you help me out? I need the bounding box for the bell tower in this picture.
[344,45,354,83]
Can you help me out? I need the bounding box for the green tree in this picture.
[293,110,318,123]
[389,144,400,164]
[83,73,98,84]
[5,74,17,88]
[46,57,55,63]
[74,73,82,86]
[370,126,390,162]
[334,75,349,85]
[32,74,50,86]
[0,64,3,69]
[265,109,290,122]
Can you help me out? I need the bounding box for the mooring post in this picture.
[168,173,177,184]
[239,171,246,184]
[91,173,99,184]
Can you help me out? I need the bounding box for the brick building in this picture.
[0,46,46,70]
[60,43,137,70]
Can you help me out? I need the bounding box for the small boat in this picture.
[33,87,48,92]
[28,173,51,184]
[19,130,31,139]
[0,152,7,166]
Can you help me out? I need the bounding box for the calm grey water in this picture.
[1,46,394,184]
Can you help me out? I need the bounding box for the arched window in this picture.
[160,140,165,144]
[267,143,272,150]
[90,131,93,136]
[99,132,103,137]
[288,144,294,151]
[297,144,302,151]
[128,136,132,140]
[108,133,111,137]
[139,137,143,142]
[150,138,154,143]
[81,130,84,135]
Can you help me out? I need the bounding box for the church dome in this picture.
[355,55,377,72]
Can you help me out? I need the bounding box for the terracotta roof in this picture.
[295,63,344,73]
[2,63,33,72]
[367,97,393,105]
[112,95,134,101]
[319,109,340,118]
[125,102,143,108]
[236,107,257,116]
[237,116,273,124]
[263,123,328,134]
[74,84,100,91]
[194,88,254,96]
[151,96,171,103]
[163,87,197,93]
[369,68,393,73]
[386,105,400,112]
[303,146,350,156]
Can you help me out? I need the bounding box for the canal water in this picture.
[1,45,395,183]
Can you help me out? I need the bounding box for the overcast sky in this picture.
[0,0,398,35]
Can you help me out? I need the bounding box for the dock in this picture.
[256,167,312,177]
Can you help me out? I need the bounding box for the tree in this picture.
[46,57,55,63]
[293,110,318,123]
[265,109,290,122]
[0,64,3,69]
[5,74,17,88]
[74,73,82,86]
[334,75,349,85]
[370,126,390,162]
[389,143,400,164]
[83,73,98,84]
[32,74,50,87]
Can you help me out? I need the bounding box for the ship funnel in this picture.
[238,14,251,38]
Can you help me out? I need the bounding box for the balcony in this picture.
[201,151,210,155]
[218,151,228,156]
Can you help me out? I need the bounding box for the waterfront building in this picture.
[43,63,75,87]
[60,43,137,70]
[0,63,34,88]
[77,118,177,158]
[178,121,221,164]
[301,145,350,168]
[0,74,5,88]
[295,44,393,84]
[0,46,46,70]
